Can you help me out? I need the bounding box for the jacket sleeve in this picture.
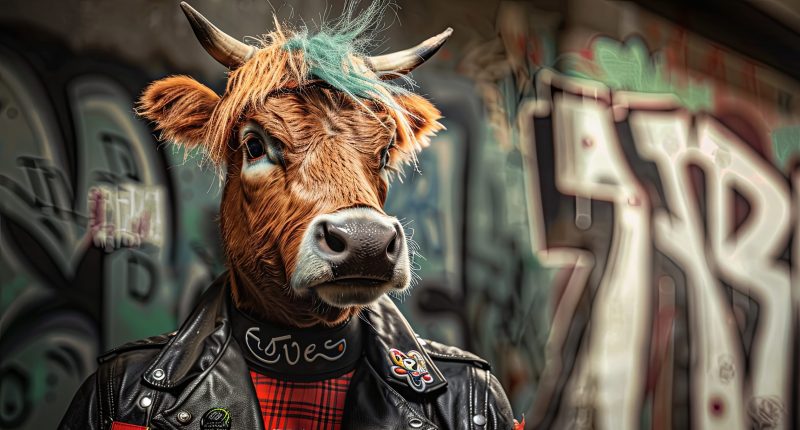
[58,372,101,430]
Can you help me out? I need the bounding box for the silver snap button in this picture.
[409,418,423,428]
[139,396,152,408]
[152,368,165,381]
[176,410,192,424]
[473,414,487,426]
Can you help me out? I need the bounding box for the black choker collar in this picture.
[230,304,363,381]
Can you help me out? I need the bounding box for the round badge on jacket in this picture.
[200,407,232,430]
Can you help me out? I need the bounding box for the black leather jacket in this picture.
[59,274,516,429]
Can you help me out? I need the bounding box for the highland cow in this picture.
[60,3,519,429]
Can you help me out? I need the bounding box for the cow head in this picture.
[137,3,449,327]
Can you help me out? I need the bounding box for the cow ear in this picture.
[391,93,444,165]
[137,75,220,151]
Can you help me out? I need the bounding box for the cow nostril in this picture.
[386,231,397,255]
[322,222,347,253]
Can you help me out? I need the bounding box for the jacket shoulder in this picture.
[60,332,177,429]
[418,339,518,429]
[98,331,176,363]
[420,338,491,370]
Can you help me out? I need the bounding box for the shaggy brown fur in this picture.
[138,28,443,327]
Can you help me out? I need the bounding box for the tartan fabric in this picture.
[110,422,148,430]
[250,369,354,430]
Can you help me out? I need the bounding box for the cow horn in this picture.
[366,27,453,78]
[180,2,256,69]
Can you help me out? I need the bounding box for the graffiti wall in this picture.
[2,0,800,429]
[521,68,798,429]
[509,2,800,429]
[0,31,225,429]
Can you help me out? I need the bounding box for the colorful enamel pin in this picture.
[389,348,433,392]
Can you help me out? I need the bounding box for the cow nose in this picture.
[314,214,402,279]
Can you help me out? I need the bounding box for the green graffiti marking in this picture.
[772,126,800,172]
[0,274,28,313]
[566,37,713,111]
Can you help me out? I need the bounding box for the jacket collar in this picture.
[142,271,447,394]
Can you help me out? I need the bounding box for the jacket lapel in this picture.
[141,274,231,389]
[340,296,446,429]
[360,296,448,395]
[143,273,265,430]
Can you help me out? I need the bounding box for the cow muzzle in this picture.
[290,207,410,307]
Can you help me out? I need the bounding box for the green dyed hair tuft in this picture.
[282,1,412,110]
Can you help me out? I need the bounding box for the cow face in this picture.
[137,3,448,326]
[223,89,420,309]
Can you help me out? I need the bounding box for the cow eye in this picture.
[379,138,395,170]
[245,136,265,159]
[243,133,284,166]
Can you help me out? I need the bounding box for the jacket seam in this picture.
[469,365,474,430]
[99,341,172,363]
[148,389,161,428]
[483,369,490,424]
[425,351,490,368]
[427,351,474,359]
[107,361,116,423]
[95,369,104,427]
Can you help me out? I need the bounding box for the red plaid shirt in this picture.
[250,370,354,430]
